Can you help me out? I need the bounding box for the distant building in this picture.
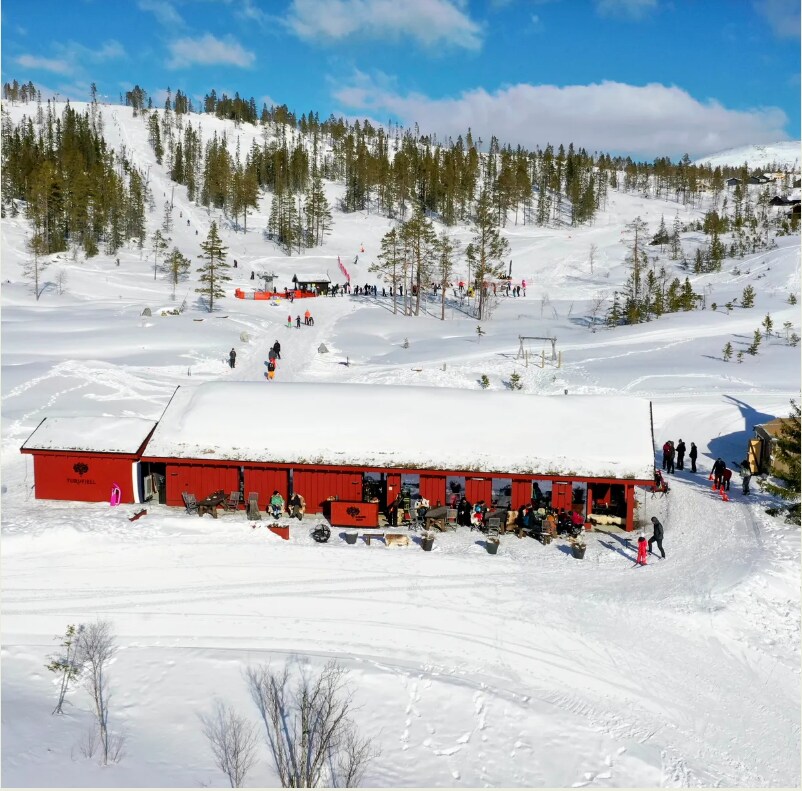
[726,177,741,187]
[750,418,799,476]
[292,274,331,294]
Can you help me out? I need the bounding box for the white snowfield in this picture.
[1,102,799,788]
[143,382,655,478]
[21,416,156,454]
[693,140,801,171]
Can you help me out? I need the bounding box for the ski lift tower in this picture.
[258,272,278,292]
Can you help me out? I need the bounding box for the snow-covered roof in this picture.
[143,383,655,480]
[294,274,331,283]
[21,417,157,455]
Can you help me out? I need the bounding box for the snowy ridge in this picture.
[693,140,801,170]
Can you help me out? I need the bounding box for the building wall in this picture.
[419,474,446,506]
[465,477,492,504]
[31,453,135,503]
[245,468,289,508]
[293,469,363,512]
[166,462,239,506]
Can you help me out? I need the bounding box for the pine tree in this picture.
[23,231,49,300]
[670,213,682,260]
[304,173,332,246]
[196,221,230,312]
[465,190,510,320]
[741,284,756,308]
[151,229,169,280]
[370,227,404,315]
[166,246,190,300]
[722,342,733,361]
[621,216,649,323]
[435,230,460,320]
[747,328,762,355]
[762,312,773,339]
[761,400,801,524]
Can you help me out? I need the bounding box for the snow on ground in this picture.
[1,103,800,787]
[693,141,801,171]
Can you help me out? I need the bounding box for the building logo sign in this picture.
[67,461,96,485]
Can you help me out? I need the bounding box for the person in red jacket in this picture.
[722,467,732,491]
[636,534,648,565]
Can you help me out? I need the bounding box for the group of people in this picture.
[661,439,697,473]
[268,490,306,520]
[287,312,314,329]
[662,439,753,495]
[266,340,281,380]
[636,517,665,564]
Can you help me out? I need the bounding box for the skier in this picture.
[636,534,648,565]
[689,441,698,472]
[676,439,686,470]
[229,348,237,369]
[266,360,276,380]
[269,490,285,519]
[648,516,665,558]
[272,340,281,360]
[740,459,752,495]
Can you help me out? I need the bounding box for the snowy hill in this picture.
[694,140,801,171]
[1,101,800,788]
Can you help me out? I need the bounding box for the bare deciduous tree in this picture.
[589,243,598,274]
[200,702,259,788]
[247,659,376,787]
[77,620,116,765]
[588,291,609,332]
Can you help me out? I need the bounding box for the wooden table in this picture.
[423,506,450,531]
[197,491,227,518]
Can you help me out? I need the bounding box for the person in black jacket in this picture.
[648,516,665,558]
[229,348,236,369]
[272,340,281,360]
[456,496,472,527]
[689,442,698,472]
[712,457,726,489]
[675,439,686,470]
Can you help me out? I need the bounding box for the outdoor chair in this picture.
[247,491,261,520]
[182,492,198,515]
[487,517,501,532]
[446,508,458,527]
[225,490,242,510]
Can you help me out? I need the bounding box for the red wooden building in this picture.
[20,417,157,504]
[21,383,656,530]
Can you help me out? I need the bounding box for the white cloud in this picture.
[285,0,483,49]
[333,76,791,158]
[15,54,72,75]
[753,0,800,38]
[167,34,256,68]
[138,0,184,28]
[595,0,658,19]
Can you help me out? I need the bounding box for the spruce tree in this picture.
[465,190,510,320]
[196,221,230,312]
[722,342,733,361]
[741,285,756,308]
[761,401,801,524]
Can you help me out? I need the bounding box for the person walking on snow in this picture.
[648,516,665,558]
[304,309,311,325]
[676,439,686,470]
[229,348,236,369]
[272,340,281,360]
[268,347,277,365]
[636,534,649,565]
[739,459,752,495]
[296,315,301,329]
[689,442,698,472]
[287,315,292,328]
[267,360,276,380]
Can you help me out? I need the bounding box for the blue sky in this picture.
[2,0,800,159]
